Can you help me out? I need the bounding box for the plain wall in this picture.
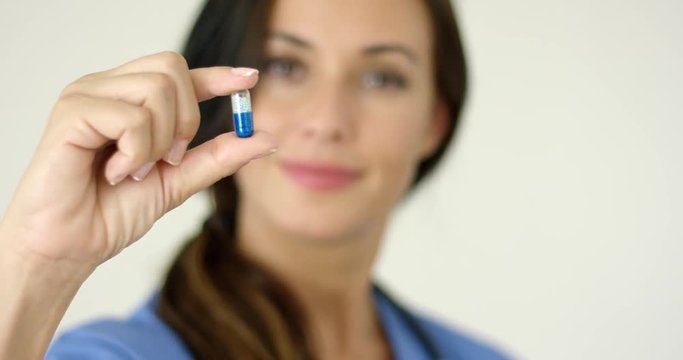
[1,1,681,359]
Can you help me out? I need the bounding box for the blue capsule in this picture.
[230,90,253,138]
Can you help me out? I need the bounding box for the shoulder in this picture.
[46,295,192,360]
[415,313,515,360]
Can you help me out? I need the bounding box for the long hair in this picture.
[158,0,468,358]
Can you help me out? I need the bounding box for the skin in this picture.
[0,56,277,359]
[236,0,448,358]
[0,0,447,359]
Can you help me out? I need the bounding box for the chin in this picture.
[270,202,371,243]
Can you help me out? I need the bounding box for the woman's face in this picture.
[235,0,447,241]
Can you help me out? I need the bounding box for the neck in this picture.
[235,199,390,358]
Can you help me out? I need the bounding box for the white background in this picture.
[1,1,681,359]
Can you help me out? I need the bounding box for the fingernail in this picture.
[231,67,259,77]
[131,162,156,182]
[108,172,127,186]
[164,139,190,166]
[107,157,129,186]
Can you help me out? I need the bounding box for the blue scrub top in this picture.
[46,288,513,360]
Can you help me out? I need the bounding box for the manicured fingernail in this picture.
[231,67,259,77]
[108,172,127,186]
[164,139,190,166]
[107,156,129,186]
[131,162,155,182]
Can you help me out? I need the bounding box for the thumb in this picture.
[159,130,277,209]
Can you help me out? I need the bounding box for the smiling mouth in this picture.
[280,160,362,191]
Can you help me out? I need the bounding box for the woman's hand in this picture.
[0,51,276,269]
[0,51,276,360]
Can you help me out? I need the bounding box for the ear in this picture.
[419,98,450,160]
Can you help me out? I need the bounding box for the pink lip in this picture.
[280,160,362,191]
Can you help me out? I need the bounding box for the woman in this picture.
[0,0,512,359]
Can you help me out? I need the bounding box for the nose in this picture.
[297,82,355,144]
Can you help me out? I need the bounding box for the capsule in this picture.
[230,90,253,138]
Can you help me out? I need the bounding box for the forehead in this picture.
[269,0,433,55]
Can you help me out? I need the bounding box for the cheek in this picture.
[367,92,433,155]
[251,102,285,137]
[361,108,432,199]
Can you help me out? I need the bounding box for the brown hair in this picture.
[158,0,468,358]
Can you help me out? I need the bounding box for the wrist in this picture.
[0,221,96,282]
[0,222,94,360]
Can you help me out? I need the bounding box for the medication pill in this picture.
[230,90,253,138]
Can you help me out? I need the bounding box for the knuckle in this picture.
[146,72,175,92]
[75,70,105,83]
[126,106,152,129]
[151,147,167,161]
[128,151,148,165]
[127,133,152,162]
[153,136,173,159]
[52,93,83,116]
[178,105,201,136]
[55,92,80,106]
[155,51,189,72]
[145,74,177,106]
[59,80,82,97]
[60,70,106,96]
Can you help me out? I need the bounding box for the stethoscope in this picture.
[373,283,457,360]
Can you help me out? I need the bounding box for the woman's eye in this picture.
[263,58,306,80]
[361,71,407,90]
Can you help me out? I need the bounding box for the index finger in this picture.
[191,67,259,102]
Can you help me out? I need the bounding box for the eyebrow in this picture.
[269,32,419,64]
[270,32,313,49]
[363,44,418,64]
